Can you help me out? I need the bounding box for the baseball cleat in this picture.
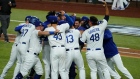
[117,7,125,10]
[111,7,118,10]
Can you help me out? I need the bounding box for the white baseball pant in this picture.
[14,42,29,78]
[42,42,51,79]
[107,53,133,79]
[97,64,121,79]
[66,48,85,79]
[86,49,111,79]
[50,46,67,79]
[20,52,43,77]
[0,43,19,79]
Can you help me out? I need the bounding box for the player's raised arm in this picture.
[14,25,24,31]
[104,1,109,16]
[60,10,74,28]
[103,1,109,22]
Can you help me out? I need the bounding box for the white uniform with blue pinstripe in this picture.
[80,19,111,79]
[65,29,85,79]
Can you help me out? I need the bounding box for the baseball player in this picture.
[0,16,32,79]
[45,11,73,79]
[42,15,52,79]
[57,13,77,79]
[75,17,87,33]
[42,11,59,79]
[14,16,38,79]
[15,18,60,79]
[65,25,85,79]
[26,11,55,79]
[103,29,133,79]
[80,1,111,79]
[80,16,90,30]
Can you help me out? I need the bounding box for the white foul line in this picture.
[117,47,130,49]
[119,51,140,55]
[10,20,24,23]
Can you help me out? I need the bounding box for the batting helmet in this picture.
[81,16,89,21]
[25,15,32,22]
[30,16,41,27]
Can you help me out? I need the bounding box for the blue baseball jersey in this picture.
[77,26,87,31]
[103,29,118,58]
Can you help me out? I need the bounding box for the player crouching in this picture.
[15,17,60,79]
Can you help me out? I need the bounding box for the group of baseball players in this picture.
[0,1,133,79]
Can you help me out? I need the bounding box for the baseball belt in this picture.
[22,42,26,44]
[52,45,65,48]
[66,48,79,51]
[27,50,39,56]
[87,48,101,51]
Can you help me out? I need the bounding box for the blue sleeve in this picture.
[70,16,76,22]
[104,29,112,40]
[15,25,23,31]
[64,14,74,28]
[104,15,109,22]
[58,20,67,25]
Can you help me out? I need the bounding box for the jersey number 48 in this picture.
[90,33,100,42]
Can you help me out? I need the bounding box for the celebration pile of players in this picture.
[0,1,133,79]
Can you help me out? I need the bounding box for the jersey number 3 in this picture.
[90,33,100,42]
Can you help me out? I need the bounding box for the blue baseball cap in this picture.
[30,16,39,25]
[25,15,32,22]
[48,16,58,23]
[81,16,89,21]
[34,20,43,27]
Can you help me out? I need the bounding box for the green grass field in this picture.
[0,41,140,79]
[0,8,140,79]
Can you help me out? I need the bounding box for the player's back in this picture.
[46,23,69,46]
[29,30,42,54]
[14,23,26,44]
[65,29,80,48]
[84,25,105,49]
[19,23,35,44]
